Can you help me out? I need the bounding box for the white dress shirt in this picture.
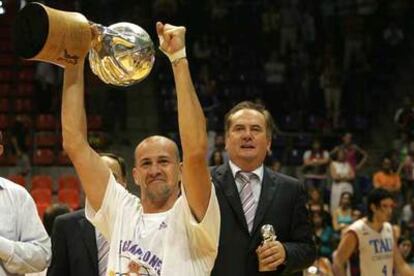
[0,177,51,276]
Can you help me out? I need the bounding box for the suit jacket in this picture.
[47,209,99,276]
[211,163,316,276]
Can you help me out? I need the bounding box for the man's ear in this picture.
[0,145,4,156]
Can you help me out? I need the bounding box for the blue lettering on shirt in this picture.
[369,238,393,254]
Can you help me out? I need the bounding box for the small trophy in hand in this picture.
[259,224,277,271]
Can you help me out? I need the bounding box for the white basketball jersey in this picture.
[348,218,394,276]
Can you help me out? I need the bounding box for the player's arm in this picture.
[157,22,211,222]
[62,60,111,211]
[333,230,358,276]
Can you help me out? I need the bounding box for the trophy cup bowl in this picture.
[12,2,155,86]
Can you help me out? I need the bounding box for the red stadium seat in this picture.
[31,175,53,191]
[31,189,52,220]
[34,132,58,147]
[32,148,55,166]
[35,114,57,131]
[58,175,80,192]
[58,189,80,210]
[8,175,26,186]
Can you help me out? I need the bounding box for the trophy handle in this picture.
[13,2,92,68]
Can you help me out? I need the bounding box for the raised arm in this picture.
[61,59,110,211]
[157,22,210,222]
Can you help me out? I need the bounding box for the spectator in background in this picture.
[373,156,401,193]
[0,129,51,275]
[302,138,330,195]
[270,159,282,173]
[279,1,300,56]
[394,97,414,138]
[401,196,414,236]
[48,153,128,276]
[209,149,224,166]
[329,149,355,214]
[208,132,228,163]
[331,132,368,172]
[264,51,286,86]
[332,192,353,234]
[320,58,343,129]
[312,212,335,260]
[308,188,330,216]
[303,237,334,276]
[398,147,414,203]
[42,204,71,236]
[397,237,414,266]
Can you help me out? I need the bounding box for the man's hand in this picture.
[156,21,186,61]
[256,240,286,271]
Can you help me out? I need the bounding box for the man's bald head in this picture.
[134,136,180,165]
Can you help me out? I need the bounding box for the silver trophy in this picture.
[305,266,320,275]
[89,22,155,86]
[13,2,155,87]
[261,224,277,244]
[259,224,277,272]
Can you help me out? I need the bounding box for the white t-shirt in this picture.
[86,174,220,276]
[348,218,394,276]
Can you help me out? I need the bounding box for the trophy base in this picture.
[13,2,92,67]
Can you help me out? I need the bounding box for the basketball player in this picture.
[333,188,414,276]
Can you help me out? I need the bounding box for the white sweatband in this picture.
[158,35,187,64]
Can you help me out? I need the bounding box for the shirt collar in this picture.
[228,160,264,183]
[0,178,5,189]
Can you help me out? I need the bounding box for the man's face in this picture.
[225,109,270,170]
[399,240,412,259]
[215,135,225,149]
[372,198,394,223]
[343,133,352,145]
[133,138,180,204]
[101,156,126,187]
[382,158,392,172]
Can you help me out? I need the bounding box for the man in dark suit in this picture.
[47,153,127,276]
[211,101,316,275]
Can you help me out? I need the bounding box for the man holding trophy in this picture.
[210,100,316,275]
[15,3,222,275]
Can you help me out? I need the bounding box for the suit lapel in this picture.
[251,168,279,236]
[213,164,249,233]
[79,215,98,272]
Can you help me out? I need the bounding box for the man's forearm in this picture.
[61,62,88,154]
[0,236,50,274]
[173,59,208,157]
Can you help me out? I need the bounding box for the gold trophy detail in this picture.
[13,2,155,86]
